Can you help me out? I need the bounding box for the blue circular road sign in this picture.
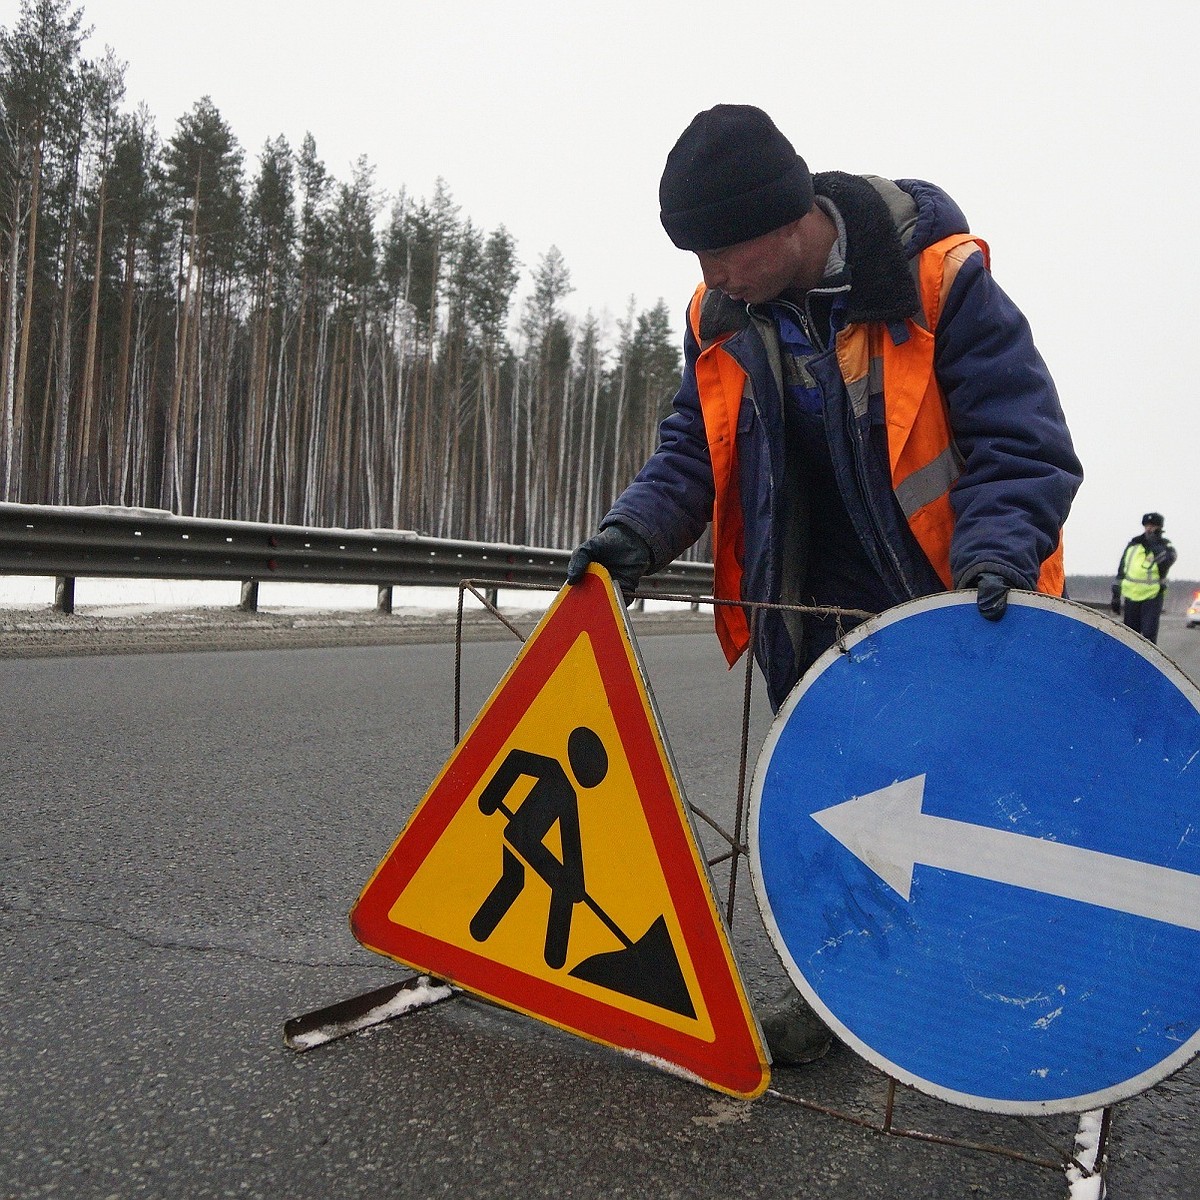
[750,592,1200,1114]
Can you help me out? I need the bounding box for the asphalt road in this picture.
[3,605,1200,1198]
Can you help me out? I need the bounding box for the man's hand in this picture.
[972,572,1010,621]
[566,524,652,603]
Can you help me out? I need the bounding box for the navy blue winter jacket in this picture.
[603,174,1082,710]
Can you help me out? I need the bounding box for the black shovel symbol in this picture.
[569,906,695,1019]
[469,728,696,1020]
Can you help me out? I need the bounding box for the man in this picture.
[1112,512,1176,643]
[567,105,1083,1061]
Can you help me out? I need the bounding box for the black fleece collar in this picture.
[812,172,920,324]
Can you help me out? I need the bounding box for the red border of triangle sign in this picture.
[350,565,770,1098]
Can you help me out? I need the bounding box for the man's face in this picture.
[694,215,828,305]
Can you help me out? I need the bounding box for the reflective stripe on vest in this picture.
[691,233,1066,666]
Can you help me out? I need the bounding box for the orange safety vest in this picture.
[691,233,1066,665]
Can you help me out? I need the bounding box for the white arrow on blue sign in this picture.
[750,592,1200,1115]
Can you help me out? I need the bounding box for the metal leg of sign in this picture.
[454,580,551,743]
[283,975,456,1052]
[762,1076,1111,1182]
[1063,1106,1112,1192]
[722,606,759,927]
[1096,1106,1114,1166]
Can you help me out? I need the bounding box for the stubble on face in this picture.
[693,209,836,305]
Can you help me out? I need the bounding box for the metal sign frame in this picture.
[452,582,1113,1183]
[287,579,1120,1187]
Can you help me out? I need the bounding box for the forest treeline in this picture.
[0,0,689,551]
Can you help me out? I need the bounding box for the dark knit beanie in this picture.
[659,105,814,251]
[1142,512,1165,527]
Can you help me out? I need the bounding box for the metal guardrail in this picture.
[0,501,714,612]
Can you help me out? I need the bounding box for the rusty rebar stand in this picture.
[452,578,1111,1188]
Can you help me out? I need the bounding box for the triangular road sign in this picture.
[351,565,769,1098]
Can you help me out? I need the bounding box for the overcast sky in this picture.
[52,0,1200,576]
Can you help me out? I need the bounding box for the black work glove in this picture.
[566,524,653,603]
[1110,584,1122,614]
[972,572,1010,622]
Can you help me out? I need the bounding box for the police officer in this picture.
[1112,512,1176,644]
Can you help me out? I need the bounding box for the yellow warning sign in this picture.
[351,565,769,1097]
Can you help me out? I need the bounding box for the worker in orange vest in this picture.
[568,105,1082,1064]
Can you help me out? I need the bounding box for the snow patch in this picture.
[1065,1108,1107,1200]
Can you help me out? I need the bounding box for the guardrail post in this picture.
[239,580,259,612]
[377,585,393,614]
[485,587,499,608]
[54,575,75,615]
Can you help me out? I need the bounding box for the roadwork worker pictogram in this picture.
[468,725,695,1017]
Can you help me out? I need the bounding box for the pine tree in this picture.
[245,133,295,518]
[0,7,696,558]
[105,103,166,504]
[520,246,573,545]
[0,0,86,499]
[161,95,243,513]
[75,46,125,501]
[473,225,519,535]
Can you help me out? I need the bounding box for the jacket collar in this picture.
[813,171,920,324]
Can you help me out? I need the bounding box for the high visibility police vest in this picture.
[690,233,1067,665]
[1120,543,1165,602]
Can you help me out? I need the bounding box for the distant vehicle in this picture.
[1188,591,1200,629]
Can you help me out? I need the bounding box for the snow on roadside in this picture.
[0,574,689,617]
[0,574,541,615]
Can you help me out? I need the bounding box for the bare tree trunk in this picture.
[183,258,205,514]
[265,326,289,520]
[396,309,415,530]
[53,162,82,504]
[76,173,107,500]
[584,348,600,537]
[303,307,330,525]
[36,312,57,500]
[287,288,309,523]
[10,137,44,500]
[111,225,136,501]
[508,359,521,543]
[1,176,29,496]
[358,316,378,526]
[164,177,200,510]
